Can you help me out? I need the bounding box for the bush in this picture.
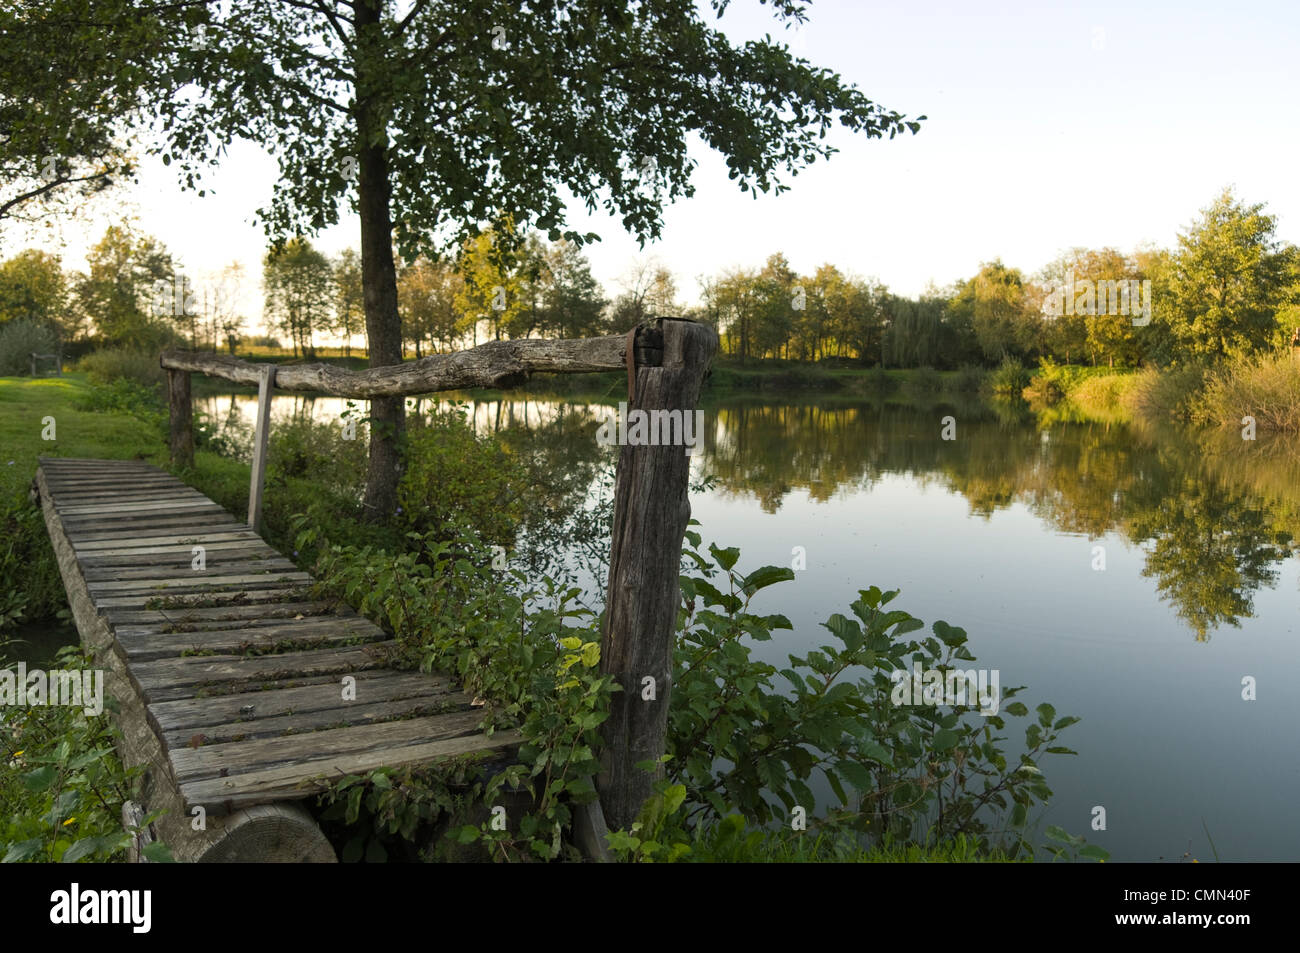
[1,647,173,862]
[1123,364,1206,423]
[0,320,58,376]
[1193,351,1300,432]
[76,347,165,390]
[989,357,1030,397]
[951,364,986,393]
[396,403,528,548]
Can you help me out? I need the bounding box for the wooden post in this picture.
[597,318,718,832]
[247,363,276,534]
[166,368,195,469]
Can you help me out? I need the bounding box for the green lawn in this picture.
[0,374,171,502]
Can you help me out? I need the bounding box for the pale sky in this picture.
[8,0,1299,331]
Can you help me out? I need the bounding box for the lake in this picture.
[185,390,1300,860]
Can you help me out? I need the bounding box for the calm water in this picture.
[194,390,1300,861]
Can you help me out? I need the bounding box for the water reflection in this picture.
[198,392,1300,641]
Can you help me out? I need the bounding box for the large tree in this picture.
[19,0,921,518]
[1166,188,1295,359]
[0,0,158,228]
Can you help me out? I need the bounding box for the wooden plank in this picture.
[148,670,442,732]
[94,586,315,610]
[179,729,522,813]
[60,503,227,523]
[79,541,277,563]
[82,557,297,583]
[62,514,238,535]
[58,498,214,515]
[87,570,310,592]
[130,641,397,699]
[116,615,384,662]
[74,530,261,550]
[161,692,468,748]
[104,601,344,626]
[46,484,198,498]
[114,606,359,636]
[79,544,280,569]
[170,710,489,783]
[144,668,347,704]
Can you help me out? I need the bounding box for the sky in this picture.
[9,0,1300,331]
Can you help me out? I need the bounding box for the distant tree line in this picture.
[2,188,1296,369]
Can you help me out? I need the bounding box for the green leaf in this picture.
[932,728,959,752]
[141,841,175,863]
[22,766,56,793]
[1010,802,1027,828]
[708,543,740,572]
[1079,844,1110,862]
[1004,702,1029,717]
[2,838,44,863]
[740,565,795,597]
[1036,703,1056,728]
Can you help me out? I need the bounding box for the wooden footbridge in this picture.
[33,318,717,862]
[36,456,520,861]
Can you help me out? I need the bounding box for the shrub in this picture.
[0,320,57,377]
[1123,364,1207,423]
[951,364,986,393]
[76,347,165,390]
[989,357,1030,397]
[1,646,173,862]
[1193,351,1300,432]
[396,403,528,548]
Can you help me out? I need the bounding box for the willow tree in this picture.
[17,0,922,518]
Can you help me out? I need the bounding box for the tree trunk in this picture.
[355,0,403,522]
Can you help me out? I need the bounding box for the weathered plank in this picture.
[169,709,490,783]
[148,670,446,733]
[161,693,466,748]
[79,541,278,564]
[82,557,296,582]
[103,600,344,626]
[129,641,397,700]
[116,615,384,662]
[86,570,310,593]
[179,730,522,814]
[74,530,261,550]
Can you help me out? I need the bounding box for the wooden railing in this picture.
[159,317,718,836]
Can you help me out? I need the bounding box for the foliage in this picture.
[989,357,1030,397]
[75,346,165,390]
[1123,365,1207,423]
[300,520,616,862]
[1165,188,1297,359]
[668,533,1087,858]
[0,647,173,863]
[396,403,528,548]
[0,319,57,376]
[263,237,335,358]
[1194,351,1300,432]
